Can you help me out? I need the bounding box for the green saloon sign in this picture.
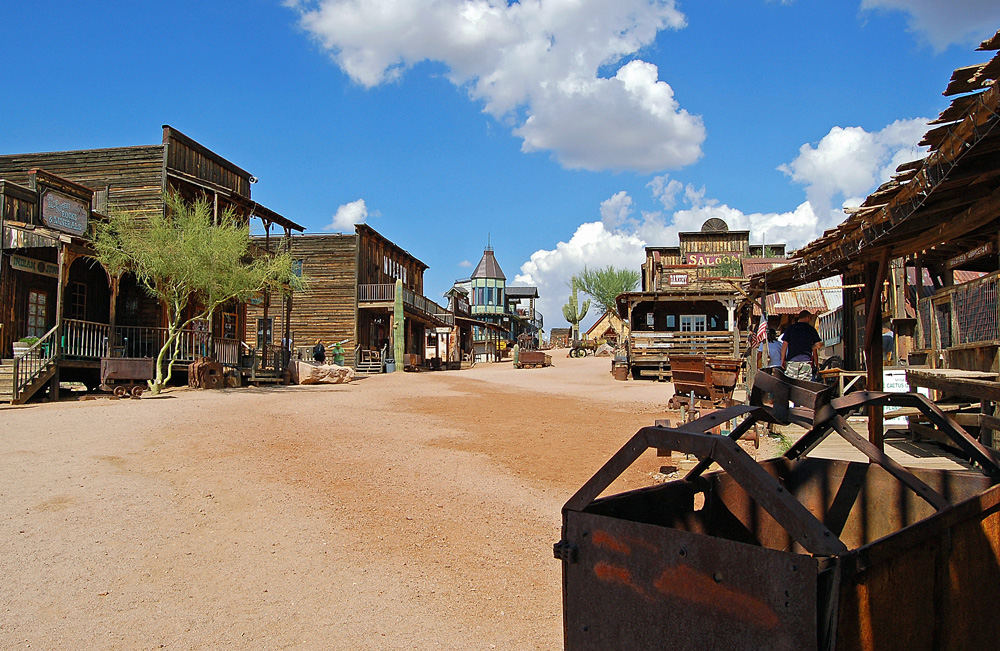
[41,189,89,236]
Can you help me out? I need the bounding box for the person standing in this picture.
[758,328,783,369]
[782,310,822,381]
[312,339,326,364]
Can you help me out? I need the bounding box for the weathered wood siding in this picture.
[247,234,360,364]
[357,224,425,294]
[162,127,251,198]
[0,146,166,218]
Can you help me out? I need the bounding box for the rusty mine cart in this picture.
[555,368,1000,650]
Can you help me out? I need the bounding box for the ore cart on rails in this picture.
[555,368,1000,649]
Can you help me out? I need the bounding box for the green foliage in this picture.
[17,336,40,345]
[711,258,744,278]
[575,265,639,315]
[562,277,590,342]
[90,191,301,393]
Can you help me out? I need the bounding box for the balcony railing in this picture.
[358,283,396,302]
[358,284,453,326]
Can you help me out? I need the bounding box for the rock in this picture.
[290,360,356,385]
[594,343,614,357]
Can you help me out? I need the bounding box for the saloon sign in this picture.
[41,189,89,236]
[685,252,741,266]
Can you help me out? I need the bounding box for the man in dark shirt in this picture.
[781,310,822,381]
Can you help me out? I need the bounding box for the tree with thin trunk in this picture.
[562,277,590,344]
[575,265,639,340]
[90,192,301,394]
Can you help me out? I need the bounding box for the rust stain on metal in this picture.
[653,564,780,630]
[593,561,649,599]
[592,530,631,555]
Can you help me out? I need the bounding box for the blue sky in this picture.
[2,1,998,331]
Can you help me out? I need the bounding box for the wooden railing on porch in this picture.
[12,324,59,402]
[61,319,242,366]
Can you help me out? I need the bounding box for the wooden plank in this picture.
[907,370,1000,403]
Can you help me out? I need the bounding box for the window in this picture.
[680,315,706,332]
[68,282,87,320]
[27,290,48,338]
[222,312,237,340]
[666,315,676,329]
[257,318,273,348]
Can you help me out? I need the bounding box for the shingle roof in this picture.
[505,286,538,298]
[471,248,505,280]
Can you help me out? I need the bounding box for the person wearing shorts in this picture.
[781,310,821,381]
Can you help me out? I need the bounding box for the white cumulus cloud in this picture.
[324,198,369,232]
[289,0,704,172]
[778,118,928,234]
[861,0,1000,51]
[521,117,932,334]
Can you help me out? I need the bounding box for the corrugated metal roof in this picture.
[742,258,788,277]
[471,248,505,280]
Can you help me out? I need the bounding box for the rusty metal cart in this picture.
[100,357,154,398]
[556,369,1000,650]
[516,350,552,369]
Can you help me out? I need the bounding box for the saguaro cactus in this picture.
[562,278,590,343]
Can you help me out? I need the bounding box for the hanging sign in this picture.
[40,189,89,236]
[947,242,993,269]
[10,254,59,278]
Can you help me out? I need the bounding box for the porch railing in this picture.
[12,324,59,402]
[629,330,738,360]
[61,319,243,366]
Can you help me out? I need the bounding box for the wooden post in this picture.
[282,227,292,371]
[865,254,888,450]
[108,273,120,356]
[52,243,66,401]
[393,279,404,372]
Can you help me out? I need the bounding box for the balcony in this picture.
[358,284,454,327]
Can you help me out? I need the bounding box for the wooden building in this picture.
[616,218,786,379]
[457,247,543,362]
[583,310,628,345]
[247,225,453,373]
[751,29,1000,449]
[0,126,302,403]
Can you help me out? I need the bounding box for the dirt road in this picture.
[1,352,699,648]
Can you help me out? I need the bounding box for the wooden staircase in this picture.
[0,360,13,403]
[0,358,57,404]
[353,359,384,376]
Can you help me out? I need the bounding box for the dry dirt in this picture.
[0,350,776,649]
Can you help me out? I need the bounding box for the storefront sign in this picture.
[434,327,452,335]
[947,242,993,269]
[10,254,59,278]
[668,273,689,286]
[40,190,89,236]
[684,252,741,267]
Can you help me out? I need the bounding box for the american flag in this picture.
[752,314,767,347]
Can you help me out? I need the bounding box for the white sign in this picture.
[883,369,930,426]
[434,327,452,335]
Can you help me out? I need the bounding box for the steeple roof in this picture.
[471,247,505,280]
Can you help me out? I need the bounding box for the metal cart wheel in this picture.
[113,385,128,398]
[130,384,145,399]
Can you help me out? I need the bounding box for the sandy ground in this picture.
[0,350,776,649]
